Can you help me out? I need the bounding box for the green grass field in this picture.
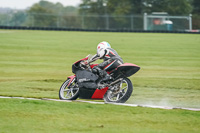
[0,98,200,133]
[0,30,200,132]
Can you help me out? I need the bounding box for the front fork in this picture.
[67,75,76,87]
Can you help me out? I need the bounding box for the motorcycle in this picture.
[59,55,140,103]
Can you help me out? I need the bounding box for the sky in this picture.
[0,0,82,9]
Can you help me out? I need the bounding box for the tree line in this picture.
[0,0,200,29]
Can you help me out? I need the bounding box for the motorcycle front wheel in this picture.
[59,79,79,100]
[104,77,133,103]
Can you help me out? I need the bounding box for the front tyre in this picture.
[59,79,79,100]
[104,77,133,103]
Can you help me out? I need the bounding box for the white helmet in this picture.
[97,41,111,57]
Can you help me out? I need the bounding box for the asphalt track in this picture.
[0,96,200,111]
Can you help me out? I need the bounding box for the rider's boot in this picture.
[102,73,113,81]
[93,66,112,81]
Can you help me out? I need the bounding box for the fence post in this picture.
[6,14,9,26]
[189,14,192,30]
[31,14,34,27]
[82,15,85,29]
[143,13,147,30]
[106,14,109,30]
[57,15,59,27]
[131,15,134,30]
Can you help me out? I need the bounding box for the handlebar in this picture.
[79,60,92,71]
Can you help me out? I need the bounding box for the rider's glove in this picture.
[81,61,88,66]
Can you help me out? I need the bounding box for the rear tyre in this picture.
[59,79,79,100]
[104,77,133,103]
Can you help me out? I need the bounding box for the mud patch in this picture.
[26,87,56,92]
[34,79,63,83]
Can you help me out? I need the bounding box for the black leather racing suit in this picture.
[90,48,123,78]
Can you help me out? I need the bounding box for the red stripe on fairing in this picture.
[74,57,88,64]
[90,64,98,69]
[91,87,108,99]
[118,63,139,67]
[104,60,116,70]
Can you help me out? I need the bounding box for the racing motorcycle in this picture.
[59,55,140,103]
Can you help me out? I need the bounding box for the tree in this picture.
[191,0,200,29]
[192,0,200,14]
[28,3,57,27]
[78,0,193,29]
[145,0,192,15]
[79,0,107,15]
[79,0,108,29]
[107,0,133,15]
[27,1,79,27]
[79,0,192,15]
[10,11,27,26]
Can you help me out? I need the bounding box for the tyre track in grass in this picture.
[0,96,200,111]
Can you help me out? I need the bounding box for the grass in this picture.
[0,30,200,132]
[0,30,199,107]
[0,98,200,133]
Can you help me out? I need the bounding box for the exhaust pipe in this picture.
[108,78,123,87]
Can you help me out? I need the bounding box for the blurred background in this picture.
[0,0,200,32]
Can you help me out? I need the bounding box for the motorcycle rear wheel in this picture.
[59,79,79,100]
[103,77,133,103]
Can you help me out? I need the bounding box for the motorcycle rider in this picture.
[89,41,124,81]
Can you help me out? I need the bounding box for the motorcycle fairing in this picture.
[74,57,88,64]
[91,87,109,99]
[79,87,96,99]
[90,64,98,69]
[79,87,108,99]
[112,63,140,78]
[72,57,89,74]
[76,70,98,89]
